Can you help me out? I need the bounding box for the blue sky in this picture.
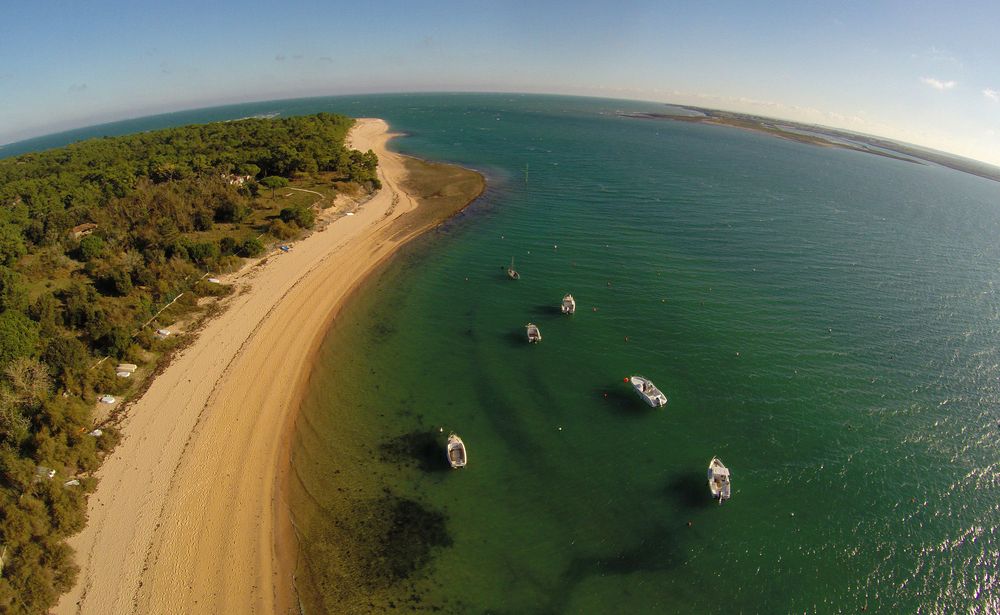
[2,0,999,164]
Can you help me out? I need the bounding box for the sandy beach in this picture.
[55,118,482,615]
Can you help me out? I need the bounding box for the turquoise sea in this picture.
[11,94,1000,613]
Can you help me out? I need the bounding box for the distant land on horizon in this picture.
[623,105,1000,184]
[2,93,998,185]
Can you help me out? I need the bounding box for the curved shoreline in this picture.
[55,119,484,615]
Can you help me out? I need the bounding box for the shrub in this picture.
[218,236,237,255]
[98,326,132,359]
[0,267,28,312]
[77,235,104,262]
[193,280,232,298]
[213,196,249,223]
[269,219,297,240]
[186,241,220,267]
[239,237,265,257]
[279,206,315,229]
[0,312,40,369]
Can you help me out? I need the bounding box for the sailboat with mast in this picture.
[507,257,520,280]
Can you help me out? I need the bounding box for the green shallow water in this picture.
[284,95,1000,614]
[15,94,1000,612]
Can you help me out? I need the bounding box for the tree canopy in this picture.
[0,112,381,613]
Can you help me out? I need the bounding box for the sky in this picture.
[2,0,999,165]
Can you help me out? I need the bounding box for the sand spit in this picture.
[55,119,483,615]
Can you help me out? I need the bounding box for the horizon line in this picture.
[2,90,998,172]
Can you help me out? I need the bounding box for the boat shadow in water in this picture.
[380,430,453,473]
[595,386,652,417]
[529,304,563,317]
[504,329,532,347]
[665,473,712,510]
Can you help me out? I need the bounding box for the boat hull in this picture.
[708,457,731,502]
[629,376,667,407]
[447,434,467,469]
[526,323,542,343]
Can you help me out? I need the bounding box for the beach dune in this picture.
[55,119,481,615]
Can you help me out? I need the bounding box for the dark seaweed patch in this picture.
[350,494,453,588]
[301,492,453,613]
[368,319,397,344]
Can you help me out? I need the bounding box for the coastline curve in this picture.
[54,118,484,615]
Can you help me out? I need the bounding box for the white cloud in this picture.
[984,89,1000,103]
[921,77,956,90]
[912,46,965,69]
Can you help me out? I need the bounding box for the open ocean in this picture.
[11,94,1000,613]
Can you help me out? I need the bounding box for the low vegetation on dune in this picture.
[0,113,378,613]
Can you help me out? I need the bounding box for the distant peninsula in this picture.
[622,106,1000,184]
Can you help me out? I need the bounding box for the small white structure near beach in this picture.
[156,328,171,338]
[99,395,116,404]
[36,466,56,480]
[116,363,137,378]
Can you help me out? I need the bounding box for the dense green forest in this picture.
[0,113,378,613]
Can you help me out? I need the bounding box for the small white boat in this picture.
[708,457,731,504]
[447,433,467,469]
[629,376,667,407]
[526,323,542,343]
[561,294,576,314]
[507,257,520,280]
[99,395,116,404]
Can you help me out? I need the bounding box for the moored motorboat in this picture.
[628,375,667,407]
[708,457,731,503]
[526,323,542,343]
[447,433,467,469]
[507,257,520,280]
[561,294,576,314]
